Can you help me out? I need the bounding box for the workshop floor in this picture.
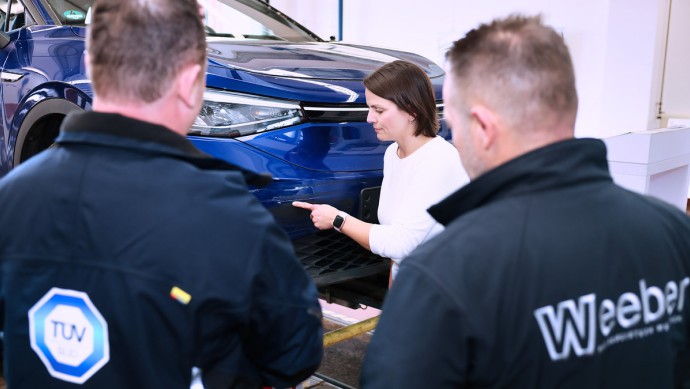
[314,318,372,388]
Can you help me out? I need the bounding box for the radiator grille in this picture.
[295,230,390,286]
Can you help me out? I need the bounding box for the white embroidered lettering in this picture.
[534,294,596,361]
[535,277,688,361]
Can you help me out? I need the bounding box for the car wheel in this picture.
[18,113,64,163]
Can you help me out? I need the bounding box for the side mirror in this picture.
[0,31,9,49]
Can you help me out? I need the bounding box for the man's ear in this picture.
[176,63,203,109]
[470,105,498,150]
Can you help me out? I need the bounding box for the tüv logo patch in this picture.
[28,287,110,384]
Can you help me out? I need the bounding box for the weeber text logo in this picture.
[534,278,689,361]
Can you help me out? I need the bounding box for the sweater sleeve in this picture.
[369,195,442,261]
[369,139,468,261]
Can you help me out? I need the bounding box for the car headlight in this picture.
[190,90,305,138]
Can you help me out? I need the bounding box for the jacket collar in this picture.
[56,111,272,187]
[428,138,613,226]
[59,110,204,155]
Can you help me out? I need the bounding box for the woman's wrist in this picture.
[333,211,349,232]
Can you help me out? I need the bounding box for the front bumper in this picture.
[189,133,390,299]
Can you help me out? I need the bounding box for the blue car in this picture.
[0,0,449,307]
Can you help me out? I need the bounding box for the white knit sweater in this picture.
[369,136,469,279]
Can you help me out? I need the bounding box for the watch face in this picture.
[333,215,344,229]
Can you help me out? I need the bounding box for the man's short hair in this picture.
[446,15,578,131]
[364,60,439,138]
[87,0,206,103]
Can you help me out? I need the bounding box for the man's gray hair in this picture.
[446,15,578,132]
[87,0,206,103]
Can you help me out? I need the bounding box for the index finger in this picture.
[292,201,315,210]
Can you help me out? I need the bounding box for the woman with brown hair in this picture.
[293,60,468,284]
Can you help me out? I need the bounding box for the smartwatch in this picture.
[333,212,348,232]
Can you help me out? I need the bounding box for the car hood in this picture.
[200,39,448,174]
[206,39,444,80]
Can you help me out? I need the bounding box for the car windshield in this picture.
[201,0,321,42]
[44,0,92,25]
[43,0,321,42]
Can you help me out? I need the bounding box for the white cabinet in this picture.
[603,126,690,211]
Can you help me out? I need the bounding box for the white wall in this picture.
[270,0,675,139]
[660,0,690,126]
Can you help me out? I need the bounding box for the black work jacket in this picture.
[0,111,322,389]
[362,138,690,388]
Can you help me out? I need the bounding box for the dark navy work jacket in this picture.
[362,138,690,388]
[0,111,323,388]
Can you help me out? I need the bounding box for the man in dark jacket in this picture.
[361,15,690,388]
[0,0,322,388]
